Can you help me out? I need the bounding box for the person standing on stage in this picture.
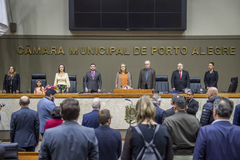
[115,64,132,89]
[171,63,190,92]
[54,64,70,93]
[204,62,218,90]
[3,65,20,93]
[138,60,156,91]
[84,63,102,93]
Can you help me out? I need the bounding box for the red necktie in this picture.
[179,72,182,78]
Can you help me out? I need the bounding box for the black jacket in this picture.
[200,96,220,126]
[186,99,199,116]
[3,73,20,93]
[204,70,218,89]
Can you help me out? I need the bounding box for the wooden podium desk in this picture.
[0,92,239,130]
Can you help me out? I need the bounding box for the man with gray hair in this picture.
[82,98,101,128]
[138,60,156,90]
[193,97,240,160]
[152,94,165,124]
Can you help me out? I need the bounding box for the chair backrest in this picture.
[228,77,238,92]
[190,77,201,93]
[68,75,77,93]
[31,73,47,93]
[1,142,18,160]
[155,75,169,93]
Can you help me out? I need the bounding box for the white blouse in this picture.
[54,73,70,88]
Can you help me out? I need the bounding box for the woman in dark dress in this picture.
[121,95,173,160]
[204,62,218,90]
[3,66,20,93]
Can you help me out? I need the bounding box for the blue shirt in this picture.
[145,69,149,82]
[233,104,240,126]
[37,97,56,133]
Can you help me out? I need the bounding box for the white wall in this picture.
[4,0,240,36]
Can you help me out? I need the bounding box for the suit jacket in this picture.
[163,107,175,121]
[95,125,122,160]
[85,71,102,92]
[171,70,190,92]
[3,73,20,93]
[82,110,100,129]
[186,99,199,116]
[154,104,165,124]
[138,68,156,89]
[115,72,132,89]
[204,70,218,89]
[163,111,201,151]
[193,120,240,160]
[10,107,39,148]
[39,121,99,160]
[233,104,240,126]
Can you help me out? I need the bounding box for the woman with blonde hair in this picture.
[121,95,173,160]
[115,64,132,89]
[3,65,20,93]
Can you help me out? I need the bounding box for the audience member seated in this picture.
[44,107,63,131]
[233,104,240,126]
[193,97,240,160]
[95,109,122,160]
[82,98,101,129]
[200,87,219,126]
[3,65,20,93]
[39,98,98,160]
[163,97,201,155]
[186,90,199,116]
[151,94,165,124]
[10,96,39,151]
[121,95,173,160]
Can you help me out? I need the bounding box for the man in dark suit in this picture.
[82,98,101,128]
[10,96,39,151]
[171,63,190,92]
[85,63,102,93]
[39,98,99,160]
[186,90,199,116]
[193,97,240,160]
[151,94,165,124]
[138,60,156,90]
[95,109,122,160]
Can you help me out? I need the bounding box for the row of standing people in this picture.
[2,61,218,93]
[8,87,240,160]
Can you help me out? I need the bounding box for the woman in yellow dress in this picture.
[115,64,132,89]
[54,64,70,93]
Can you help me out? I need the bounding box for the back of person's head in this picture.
[151,94,161,105]
[51,107,61,119]
[19,96,30,106]
[45,88,56,96]
[172,94,180,105]
[92,98,101,108]
[136,95,156,125]
[209,87,218,96]
[98,109,111,125]
[60,98,80,121]
[175,97,187,110]
[214,97,234,118]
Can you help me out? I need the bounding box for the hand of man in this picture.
[16,90,19,93]
[172,88,175,91]
[3,90,6,94]
[85,89,88,93]
[98,89,101,93]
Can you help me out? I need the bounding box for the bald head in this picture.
[19,96,30,106]
[144,60,150,69]
[207,87,218,99]
[92,98,101,109]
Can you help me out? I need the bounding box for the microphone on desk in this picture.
[125,98,132,102]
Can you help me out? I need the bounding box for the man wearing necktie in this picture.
[84,63,102,93]
[171,63,190,92]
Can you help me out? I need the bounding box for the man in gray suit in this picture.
[85,63,102,93]
[138,60,156,91]
[39,98,99,160]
